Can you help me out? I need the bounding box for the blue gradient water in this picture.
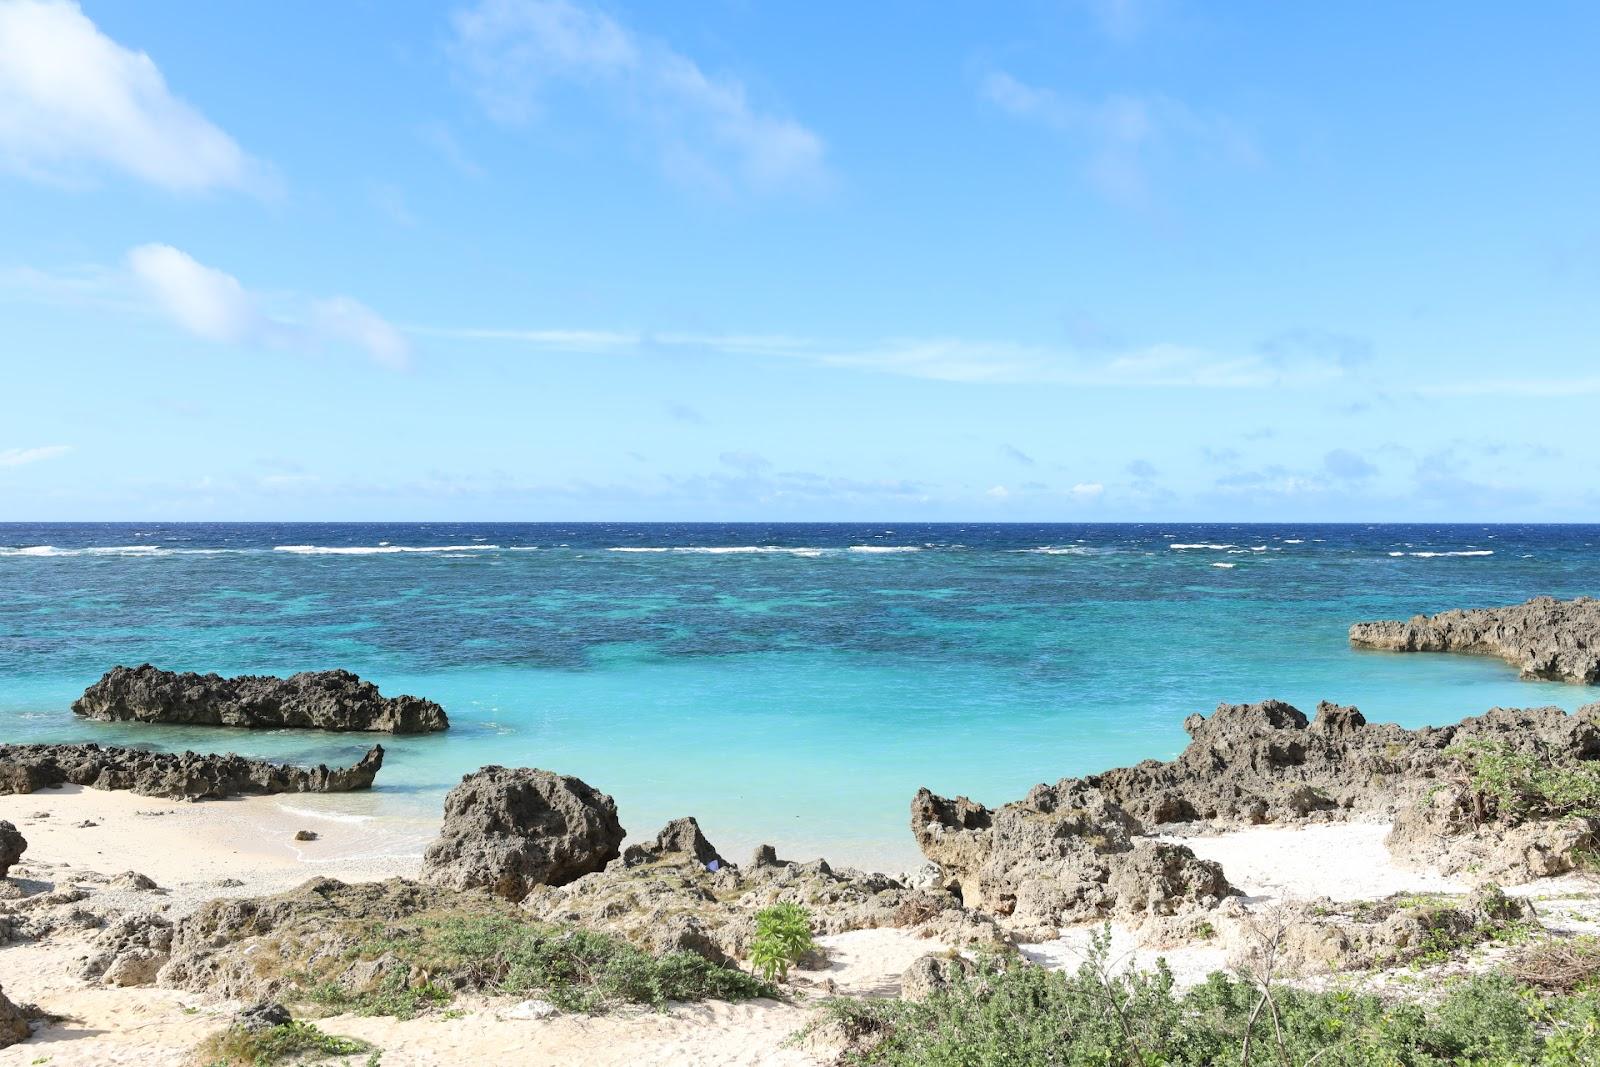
[2,523,1596,870]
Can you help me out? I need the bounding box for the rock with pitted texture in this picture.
[523,822,1006,963]
[0,822,24,880]
[0,742,383,800]
[420,766,625,900]
[1350,596,1600,684]
[0,985,28,1048]
[910,779,1233,936]
[619,816,726,869]
[913,697,1600,919]
[73,664,448,733]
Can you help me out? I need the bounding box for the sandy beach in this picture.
[8,777,1593,1066]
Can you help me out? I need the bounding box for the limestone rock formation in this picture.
[910,779,1233,936]
[900,953,974,1001]
[619,816,726,869]
[525,826,1005,963]
[1350,596,1600,683]
[73,664,449,733]
[0,742,383,800]
[1084,698,1600,829]
[82,912,175,986]
[420,766,625,899]
[159,877,476,1000]
[0,986,28,1048]
[0,822,24,880]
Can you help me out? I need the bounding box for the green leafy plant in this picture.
[748,903,815,982]
[197,1020,374,1066]
[293,914,772,1016]
[1448,741,1600,825]
[813,936,1600,1067]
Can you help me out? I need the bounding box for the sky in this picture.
[1,0,1597,522]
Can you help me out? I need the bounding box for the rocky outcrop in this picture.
[524,826,1006,963]
[0,986,28,1048]
[82,912,174,986]
[1080,698,1600,829]
[159,877,487,1000]
[900,954,975,1001]
[619,816,727,869]
[0,822,24,880]
[73,664,449,733]
[1240,888,1537,977]
[0,742,383,800]
[912,698,1600,929]
[1387,783,1600,885]
[420,767,625,900]
[910,779,1233,937]
[1350,596,1600,684]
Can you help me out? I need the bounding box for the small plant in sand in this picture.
[196,1020,374,1066]
[748,903,815,981]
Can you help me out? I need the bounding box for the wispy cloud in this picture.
[0,444,70,468]
[126,244,410,369]
[450,0,828,195]
[0,0,265,193]
[1418,376,1600,398]
[980,71,1256,208]
[412,322,1358,389]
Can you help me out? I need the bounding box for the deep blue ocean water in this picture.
[2,522,1596,870]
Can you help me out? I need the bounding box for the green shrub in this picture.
[295,914,773,1016]
[1448,741,1600,823]
[748,903,815,982]
[820,936,1600,1066]
[196,1020,374,1066]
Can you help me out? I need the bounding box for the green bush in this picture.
[748,903,815,982]
[821,937,1600,1066]
[294,913,774,1016]
[196,1020,375,1066]
[1448,741,1600,823]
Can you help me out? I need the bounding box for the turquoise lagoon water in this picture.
[2,522,1596,871]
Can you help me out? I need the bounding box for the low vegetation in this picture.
[1449,741,1600,824]
[195,1020,377,1066]
[748,903,816,981]
[820,938,1600,1066]
[293,913,773,1015]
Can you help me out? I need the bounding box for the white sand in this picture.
[0,793,1568,1065]
[1161,822,1466,902]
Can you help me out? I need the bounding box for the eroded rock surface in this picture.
[420,766,625,899]
[1350,596,1600,684]
[911,779,1233,936]
[0,985,28,1048]
[0,822,24,880]
[524,825,1007,962]
[913,699,1600,927]
[74,664,449,733]
[0,742,383,800]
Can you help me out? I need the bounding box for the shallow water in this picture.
[2,522,1595,871]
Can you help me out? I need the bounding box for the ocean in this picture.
[2,522,1595,872]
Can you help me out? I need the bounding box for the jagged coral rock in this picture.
[74,663,448,733]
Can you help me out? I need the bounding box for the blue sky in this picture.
[1,0,1597,521]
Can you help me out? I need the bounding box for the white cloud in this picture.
[981,71,1256,208]
[0,0,260,192]
[125,244,410,369]
[450,0,827,195]
[128,243,257,342]
[0,444,70,467]
[985,485,1010,498]
[1071,482,1105,498]
[313,297,411,371]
